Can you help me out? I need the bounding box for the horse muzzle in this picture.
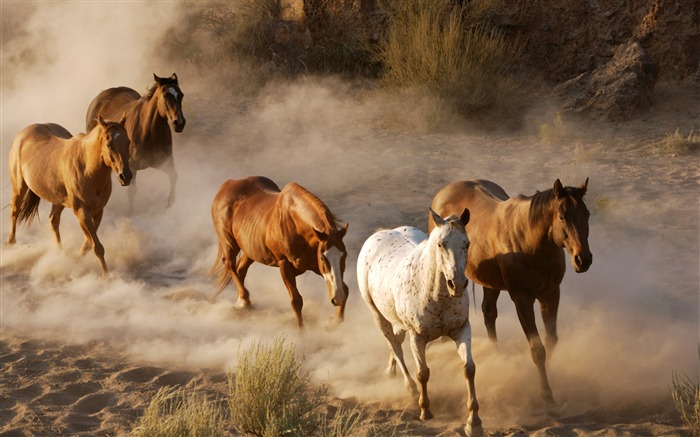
[573,252,592,273]
[447,278,468,298]
[117,170,133,186]
[173,118,186,133]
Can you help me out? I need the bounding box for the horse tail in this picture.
[16,189,41,225]
[210,243,232,300]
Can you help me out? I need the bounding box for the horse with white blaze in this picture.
[357,208,483,437]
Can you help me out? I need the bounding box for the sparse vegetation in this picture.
[228,337,326,437]
[374,0,523,121]
[128,338,403,437]
[655,128,700,155]
[538,112,567,144]
[671,370,700,436]
[130,386,230,437]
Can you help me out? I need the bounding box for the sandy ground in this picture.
[2,77,698,436]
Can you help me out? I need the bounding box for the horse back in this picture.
[86,86,140,131]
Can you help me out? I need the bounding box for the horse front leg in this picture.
[451,322,484,437]
[80,207,103,255]
[482,287,500,343]
[539,288,560,353]
[126,169,137,214]
[161,156,177,209]
[279,260,304,328]
[408,333,432,420]
[511,292,555,406]
[74,205,108,276]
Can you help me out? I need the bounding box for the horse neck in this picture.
[76,129,110,177]
[412,238,444,301]
[285,185,335,234]
[133,93,170,140]
[513,191,558,252]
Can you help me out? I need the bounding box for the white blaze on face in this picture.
[323,246,344,302]
[113,131,121,141]
[167,87,180,100]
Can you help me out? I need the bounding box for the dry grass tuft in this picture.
[374,0,523,122]
[670,370,700,436]
[130,386,229,437]
[656,128,700,155]
[228,337,326,437]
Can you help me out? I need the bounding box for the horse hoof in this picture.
[465,421,484,437]
[420,410,433,421]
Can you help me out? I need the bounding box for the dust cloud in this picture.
[1,1,697,429]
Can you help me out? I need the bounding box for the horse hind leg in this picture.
[7,180,29,244]
[482,287,500,344]
[49,204,65,248]
[233,252,254,307]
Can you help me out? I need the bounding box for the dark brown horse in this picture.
[7,116,132,275]
[85,73,185,211]
[211,176,350,328]
[429,178,592,405]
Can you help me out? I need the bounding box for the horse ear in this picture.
[118,112,127,126]
[553,179,564,198]
[338,223,349,238]
[171,73,178,82]
[580,177,589,195]
[459,208,470,226]
[97,115,106,127]
[153,73,162,83]
[430,208,446,227]
[313,228,329,242]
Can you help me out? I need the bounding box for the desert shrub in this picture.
[228,337,326,437]
[671,370,700,436]
[131,386,229,437]
[374,0,523,121]
[656,128,700,155]
[538,112,567,144]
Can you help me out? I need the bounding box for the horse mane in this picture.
[144,77,178,99]
[524,189,554,224]
[286,183,341,232]
[523,185,586,224]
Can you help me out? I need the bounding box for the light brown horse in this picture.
[85,73,185,211]
[7,116,132,275]
[429,178,592,405]
[211,176,350,328]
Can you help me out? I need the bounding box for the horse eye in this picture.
[558,214,565,221]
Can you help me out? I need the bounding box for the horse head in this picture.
[314,223,350,311]
[551,178,592,273]
[429,208,470,298]
[154,73,186,133]
[97,114,132,186]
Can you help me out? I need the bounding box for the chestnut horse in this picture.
[85,73,185,211]
[429,178,592,405]
[211,176,349,328]
[7,116,132,275]
[358,209,483,436]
